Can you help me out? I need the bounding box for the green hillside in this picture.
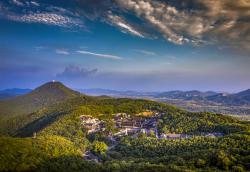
[0,135,98,172]
[0,95,95,136]
[111,132,250,171]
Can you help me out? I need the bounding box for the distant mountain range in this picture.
[155,90,218,100]
[0,88,32,100]
[79,88,250,106]
[1,86,250,107]
[206,89,250,106]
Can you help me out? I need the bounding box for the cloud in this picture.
[115,0,250,49]
[30,1,40,7]
[115,0,205,45]
[0,1,84,28]
[12,0,24,6]
[55,49,70,55]
[56,65,98,79]
[134,49,156,56]
[1,0,250,52]
[76,50,123,60]
[8,12,83,27]
[34,46,47,51]
[107,14,145,38]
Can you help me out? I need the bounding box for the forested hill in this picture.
[0,81,80,118]
[0,82,249,171]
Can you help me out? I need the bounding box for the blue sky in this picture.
[0,0,250,92]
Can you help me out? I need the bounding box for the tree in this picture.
[148,130,156,138]
[232,165,244,172]
[162,126,170,134]
[216,150,231,170]
[196,159,206,168]
[105,120,116,134]
[92,141,108,155]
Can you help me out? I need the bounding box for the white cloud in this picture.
[12,0,24,6]
[55,49,70,55]
[107,14,145,38]
[30,1,40,7]
[162,62,172,65]
[76,50,123,60]
[134,49,156,56]
[7,12,83,27]
[34,46,47,51]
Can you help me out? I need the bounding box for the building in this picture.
[205,132,223,137]
[161,133,189,139]
[80,115,102,133]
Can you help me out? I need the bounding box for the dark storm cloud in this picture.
[1,0,250,51]
[56,65,98,79]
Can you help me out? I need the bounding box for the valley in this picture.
[155,98,250,120]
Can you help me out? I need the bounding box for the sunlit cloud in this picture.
[0,0,249,52]
[115,0,250,50]
[107,14,145,38]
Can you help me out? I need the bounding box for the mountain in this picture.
[206,94,241,105]
[0,81,80,117]
[0,88,32,100]
[206,89,250,106]
[30,81,80,101]
[156,90,217,100]
[156,89,250,106]
[235,89,250,101]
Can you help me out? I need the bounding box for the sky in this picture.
[0,0,250,92]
